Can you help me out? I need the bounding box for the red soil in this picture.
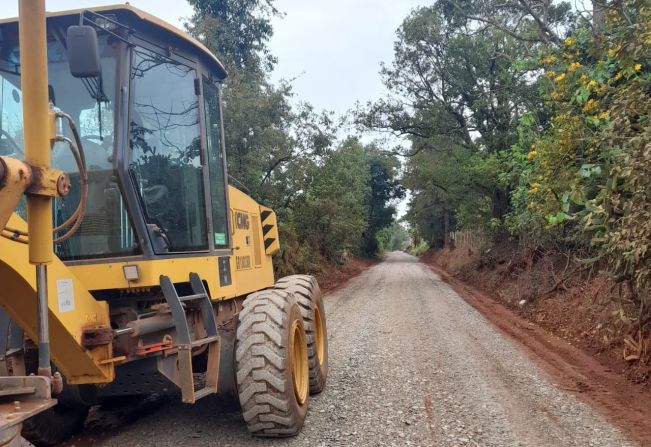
[424,259,651,446]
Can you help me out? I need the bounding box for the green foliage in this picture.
[409,240,430,256]
[186,0,278,73]
[361,153,405,257]
[359,1,555,244]
[273,139,403,272]
[517,1,651,302]
[387,222,410,251]
[377,0,651,334]
[294,139,371,263]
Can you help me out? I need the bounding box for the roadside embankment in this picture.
[421,246,651,445]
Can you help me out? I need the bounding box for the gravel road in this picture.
[70,251,633,447]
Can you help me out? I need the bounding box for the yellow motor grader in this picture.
[0,2,328,445]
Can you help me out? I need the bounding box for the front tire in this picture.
[236,289,309,437]
[21,352,91,446]
[22,400,89,446]
[275,275,329,394]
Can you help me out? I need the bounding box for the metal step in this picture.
[179,293,208,303]
[0,386,35,397]
[160,274,220,404]
[191,335,219,349]
[0,376,56,439]
[193,387,215,401]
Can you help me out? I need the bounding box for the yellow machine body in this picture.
[0,4,282,387]
[0,186,280,384]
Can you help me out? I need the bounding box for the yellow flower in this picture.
[613,71,623,81]
[607,45,621,57]
[554,73,566,82]
[529,182,541,193]
[598,111,610,120]
[545,70,556,78]
[564,37,575,46]
[540,55,558,65]
[583,99,599,112]
[634,63,642,71]
[586,79,598,89]
[550,91,562,100]
[527,150,538,160]
[567,62,581,72]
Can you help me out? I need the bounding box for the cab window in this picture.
[202,78,228,248]
[129,48,208,252]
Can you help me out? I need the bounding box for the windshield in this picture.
[129,47,208,253]
[0,27,140,260]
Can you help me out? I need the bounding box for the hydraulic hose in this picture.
[1,111,89,244]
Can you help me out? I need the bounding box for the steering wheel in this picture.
[143,184,169,204]
[0,129,22,157]
[82,134,113,151]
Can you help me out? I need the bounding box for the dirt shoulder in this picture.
[314,257,379,293]
[422,256,651,446]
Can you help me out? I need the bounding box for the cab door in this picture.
[128,47,208,254]
[202,77,229,250]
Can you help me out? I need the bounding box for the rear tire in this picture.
[236,289,309,437]
[275,275,328,394]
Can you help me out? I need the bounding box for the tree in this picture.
[187,0,337,213]
[361,151,405,256]
[294,139,372,263]
[186,0,279,73]
[359,2,558,242]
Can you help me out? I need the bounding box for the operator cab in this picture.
[0,5,230,262]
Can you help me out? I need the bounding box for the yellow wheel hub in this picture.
[290,319,308,405]
[314,305,325,366]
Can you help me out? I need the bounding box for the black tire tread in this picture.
[21,403,88,446]
[236,289,306,437]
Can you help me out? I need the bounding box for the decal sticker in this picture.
[236,255,252,270]
[214,232,226,245]
[56,279,75,313]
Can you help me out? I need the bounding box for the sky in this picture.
[268,0,422,115]
[1,0,417,215]
[1,0,421,116]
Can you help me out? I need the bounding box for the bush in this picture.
[409,240,430,256]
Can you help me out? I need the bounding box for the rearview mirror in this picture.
[66,25,100,78]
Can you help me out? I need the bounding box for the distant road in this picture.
[65,251,632,447]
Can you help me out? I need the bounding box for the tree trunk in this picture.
[593,0,605,35]
[491,188,509,220]
[443,204,450,248]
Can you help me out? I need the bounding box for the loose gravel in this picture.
[67,251,633,447]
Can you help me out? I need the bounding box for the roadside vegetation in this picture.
[186,0,404,276]
[359,0,651,370]
[187,0,651,373]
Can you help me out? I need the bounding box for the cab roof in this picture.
[0,3,227,79]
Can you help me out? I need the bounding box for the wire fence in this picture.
[449,228,483,252]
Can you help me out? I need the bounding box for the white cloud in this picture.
[270,0,422,116]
